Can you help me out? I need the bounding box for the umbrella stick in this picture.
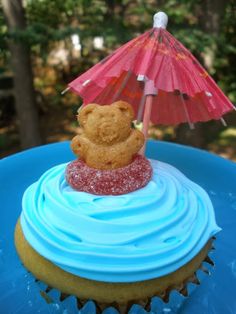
[180,94,195,130]
[61,87,70,95]
[137,94,146,123]
[140,95,153,155]
[111,71,131,102]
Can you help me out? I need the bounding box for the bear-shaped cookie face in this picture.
[71,101,144,170]
[79,101,134,145]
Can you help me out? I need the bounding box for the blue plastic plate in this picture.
[1,140,236,314]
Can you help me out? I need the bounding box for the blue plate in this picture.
[1,140,236,314]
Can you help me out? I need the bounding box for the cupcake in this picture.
[15,101,220,313]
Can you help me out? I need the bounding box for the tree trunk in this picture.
[2,0,41,149]
[199,0,230,71]
[199,0,230,35]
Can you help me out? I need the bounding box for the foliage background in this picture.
[0,0,235,159]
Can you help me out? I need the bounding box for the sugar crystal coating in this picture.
[66,154,152,195]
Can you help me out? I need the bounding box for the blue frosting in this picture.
[20,160,221,283]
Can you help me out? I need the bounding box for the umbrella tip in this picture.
[153,11,168,29]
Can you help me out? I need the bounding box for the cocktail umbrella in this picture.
[63,12,235,152]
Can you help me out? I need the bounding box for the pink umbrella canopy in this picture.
[65,12,234,127]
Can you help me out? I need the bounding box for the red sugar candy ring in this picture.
[66,154,153,195]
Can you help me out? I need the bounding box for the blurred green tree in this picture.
[0,0,235,152]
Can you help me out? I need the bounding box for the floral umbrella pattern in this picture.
[66,13,234,126]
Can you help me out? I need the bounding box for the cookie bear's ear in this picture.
[78,104,97,126]
[113,101,134,120]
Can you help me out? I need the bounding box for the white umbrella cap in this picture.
[153,12,168,29]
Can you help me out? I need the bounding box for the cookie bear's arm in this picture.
[126,129,145,154]
[71,135,89,159]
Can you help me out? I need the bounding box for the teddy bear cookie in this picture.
[66,101,152,195]
[71,101,144,170]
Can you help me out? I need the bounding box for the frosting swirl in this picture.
[20,160,220,282]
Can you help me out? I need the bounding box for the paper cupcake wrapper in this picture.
[35,241,215,314]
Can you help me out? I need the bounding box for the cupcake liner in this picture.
[14,217,215,313]
[32,241,216,314]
